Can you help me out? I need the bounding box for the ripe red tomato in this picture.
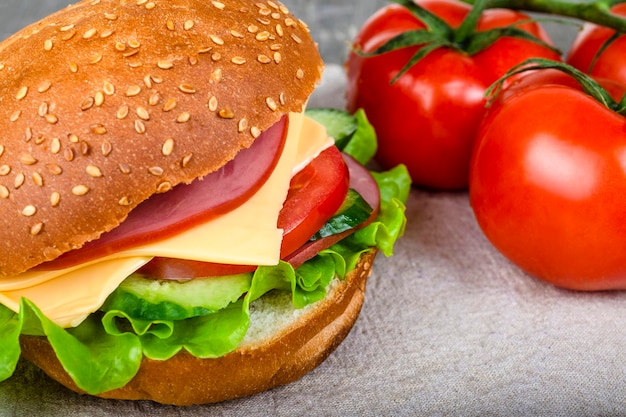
[346,0,560,190]
[567,3,626,85]
[470,70,626,291]
[140,146,350,278]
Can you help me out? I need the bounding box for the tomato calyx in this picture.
[356,0,559,82]
[487,57,626,115]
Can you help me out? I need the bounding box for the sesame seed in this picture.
[189,56,198,66]
[148,93,161,106]
[279,92,286,105]
[137,0,148,5]
[86,165,103,178]
[291,33,302,44]
[90,52,103,64]
[158,60,173,70]
[102,140,112,156]
[248,24,259,33]
[50,138,61,154]
[30,223,44,236]
[137,106,150,120]
[276,24,284,37]
[157,181,172,193]
[181,153,193,168]
[251,126,261,138]
[70,62,79,73]
[259,8,271,16]
[35,135,46,145]
[256,31,270,41]
[69,134,79,143]
[124,50,139,58]
[280,5,289,14]
[20,154,37,165]
[270,43,281,51]
[81,97,95,111]
[274,52,282,63]
[0,145,4,157]
[179,84,196,94]
[72,185,90,196]
[266,97,278,111]
[83,28,97,39]
[208,96,218,112]
[44,39,53,51]
[145,1,156,9]
[210,35,224,45]
[231,30,244,38]
[212,68,223,81]
[211,52,222,62]
[126,85,142,96]
[152,75,164,84]
[103,81,115,95]
[50,192,61,207]
[115,42,127,52]
[177,112,191,123]
[128,39,141,48]
[258,54,271,64]
[149,166,164,176]
[10,111,21,122]
[257,17,271,25]
[184,20,195,30]
[104,12,118,20]
[22,205,37,217]
[212,1,225,9]
[219,108,234,119]
[25,128,33,142]
[80,141,90,156]
[0,165,10,176]
[296,68,304,79]
[284,17,296,27]
[60,24,75,32]
[238,118,248,133]
[166,20,175,31]
[94,91,105,106]
[117,105,129,119]
[135,120,147,134]
[162,139,175,156]
[32,172,44,187]
[198,46,213,54]
[16,86,28,101]
[271,12,281,19]
[163,98,177,112]
[100,28,115,38]
[45,114,59,124]
[0,185,9,199]
[38,102,48,117]
[267,1,279,9]
[118,196,131,206]
[231,57,246,65]
[14,173,25,188]
[46,163,63,175]
[38,81,52,93]
[91,124,107,135]
[119,163,131,174]
[62,30,77,41]
[64,148,75,162]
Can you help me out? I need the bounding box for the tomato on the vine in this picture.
[470,65,626,291]
[346,0,560,190]
[567,3,626,85]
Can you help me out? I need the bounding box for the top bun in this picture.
[0,0,323,277]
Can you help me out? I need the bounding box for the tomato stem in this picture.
[463,0,626,32]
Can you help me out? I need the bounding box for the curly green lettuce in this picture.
[0,109,411,395]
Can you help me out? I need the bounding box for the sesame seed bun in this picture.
[0,0,323,278]
[20,249,376,406]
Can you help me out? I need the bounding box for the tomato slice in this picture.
[140,146,352,279]
[36,116,288,271]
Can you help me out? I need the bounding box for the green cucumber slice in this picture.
[311,189,373,241]
[101,273,252,321]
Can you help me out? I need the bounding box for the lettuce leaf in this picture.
[0,108,411,395]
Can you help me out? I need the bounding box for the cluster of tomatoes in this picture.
[346,0,626,291]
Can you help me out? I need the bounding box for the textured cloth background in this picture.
[2,1,625,416]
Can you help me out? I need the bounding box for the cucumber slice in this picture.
[305,108,357,150]
[311,189,373,241]
[101,273,252,321]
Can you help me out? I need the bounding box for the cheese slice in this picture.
[0,113,334,327]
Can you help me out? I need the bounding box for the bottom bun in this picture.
[20,249,377,406]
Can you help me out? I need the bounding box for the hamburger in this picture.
[0,0,409,406]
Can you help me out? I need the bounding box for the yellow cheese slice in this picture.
[0,113,334,327]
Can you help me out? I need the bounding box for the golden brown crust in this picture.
[20,250,377,406]
[0,0,323,277]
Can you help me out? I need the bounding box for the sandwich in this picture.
[0,0,410,406]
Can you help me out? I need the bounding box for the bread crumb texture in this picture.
[0,0,323,277]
